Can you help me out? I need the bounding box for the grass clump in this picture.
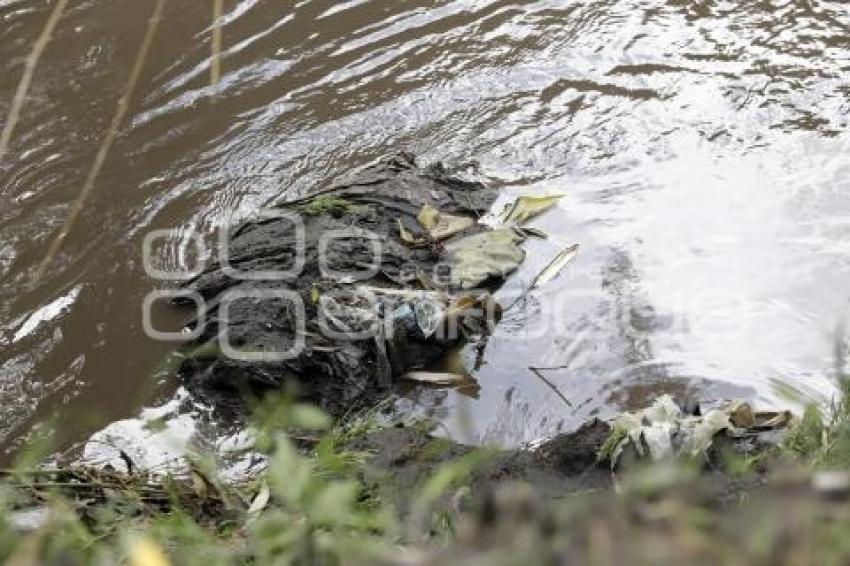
[596,424,627,465]
[299,196,358,216]
[0,398,495,565]
[782,404,825,459]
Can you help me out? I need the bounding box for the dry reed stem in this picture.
[0,0,70,161]
[36,0,167,281]
[211,0,224,86]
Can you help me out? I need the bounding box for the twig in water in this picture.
[211,0,224,87]
[35,0,167,281]
[530,364,571,372]
[0,0,70,161]
[529,367,572,408]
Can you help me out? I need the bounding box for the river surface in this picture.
[1,0,849,459]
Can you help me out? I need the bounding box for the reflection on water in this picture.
[0,0,848,454]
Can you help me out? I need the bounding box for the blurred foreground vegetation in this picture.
[3,370,850,566]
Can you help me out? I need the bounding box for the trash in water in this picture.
[727,400,792,430]
[178,155,503,416]
[441,293,501,338]
[500,193,565,225]
[412,295,444,338]
[813,471,850,499]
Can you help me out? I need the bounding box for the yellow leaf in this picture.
[417,205,474,240]
[128,537,170,566]
[398,219,425,246]
[500,194,565,225]
[417,204,440,230]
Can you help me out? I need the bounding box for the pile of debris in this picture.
[175,154,570,416]
[598,394,792,470]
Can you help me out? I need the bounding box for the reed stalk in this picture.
[211,0,224,86]
[36,0,167,281]
[0,0,70,161]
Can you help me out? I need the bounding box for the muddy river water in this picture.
[1,0,849,459]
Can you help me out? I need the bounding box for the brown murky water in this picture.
[1,0,849,458]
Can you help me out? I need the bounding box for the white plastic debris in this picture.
[813,470,850,498]
[77,388,265,480]
[605,395,787,468]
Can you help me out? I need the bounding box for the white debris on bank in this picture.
[77,388,265,480]
[604,395,792,468]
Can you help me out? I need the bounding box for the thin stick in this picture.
[35,0,167,281]
[211,0,224,86]
[0,0,70,161]
[529,367,573,408]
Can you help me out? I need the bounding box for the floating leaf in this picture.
[531,243,579,289]
[500,193,565,225]
[443,229,526,289]
[403,372,468,386]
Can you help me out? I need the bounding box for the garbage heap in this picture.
[176,154,531,416]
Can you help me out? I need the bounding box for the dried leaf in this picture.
[403,372,468,386]
[500,193,565,225]
[417,204,440,230]
[512,226,548,239]
[729,402,755,428]
[247,484,270,516]
[417,204,474,240]
[398,219,426,246]
[754,410,792,430]
[190,470,209,500]
[531,243,579,289]
[452,295,478,310]
[443,229,526,289]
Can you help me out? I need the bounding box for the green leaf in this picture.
[290,405,332,431]
[267,435,314,505]
[309,481,359,526]
[417,448,494,506]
